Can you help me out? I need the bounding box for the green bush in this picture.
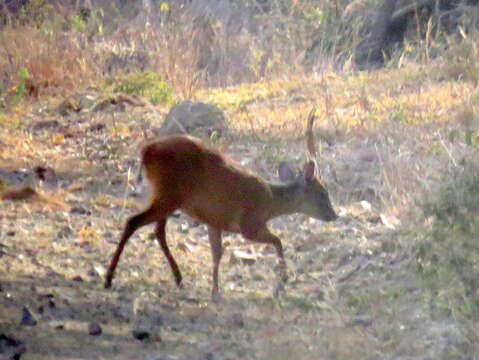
[114,71,173,105]
[416,160,479,320]
[426,32,479,83]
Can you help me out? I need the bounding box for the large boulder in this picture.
[159,100,227,137]
[353,0,479,69]
[307,0,479,70]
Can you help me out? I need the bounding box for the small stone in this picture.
[70,206,90,215]
[72,275,83,282]
[272,282,285,298]
[229,250,256,265]
[38,293,54,300]
[359,200,372,212]
[58,295,70,305]
[32,120,60,131]
[89,123,106,132]
[88,322,102,336]
[350,318,373,327]
[57,227,73,239]
[228,313,244,328]
[21,307,37,326]
[178,223,189,233]
[132,330,150,341]
[47,299,56,309]
[87,268,98,277]
[204,353,214,360]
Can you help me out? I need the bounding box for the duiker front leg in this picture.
[240,219,288,284]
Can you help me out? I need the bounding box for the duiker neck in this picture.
[267,181,302,218]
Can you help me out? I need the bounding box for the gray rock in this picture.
[20,307,37,327]
[160,100,226,137]
[88,322,102,336]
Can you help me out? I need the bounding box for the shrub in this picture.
[0,22,97,104]
[416,159,479,338]
[114,71,174,105]
[426,28,479,83]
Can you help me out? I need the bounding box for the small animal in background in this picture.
[105,108,337,301]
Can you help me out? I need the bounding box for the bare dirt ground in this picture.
[1,73,476,359]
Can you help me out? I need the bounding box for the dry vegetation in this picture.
[1,1,479,359]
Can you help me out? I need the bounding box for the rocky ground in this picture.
[1,72,477,359]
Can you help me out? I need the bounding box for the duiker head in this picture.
[278,160,337,222]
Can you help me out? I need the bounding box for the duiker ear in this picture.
[303,160,316,182]
[278,162,297,182]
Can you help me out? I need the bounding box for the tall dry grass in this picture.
[0,25,97,100]
[0,0,357,108]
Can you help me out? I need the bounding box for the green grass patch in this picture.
[114,71,174,105]
[414,159,479,352]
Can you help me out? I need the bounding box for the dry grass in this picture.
[1,61,478,359]
[0,0,354,110]
[0,25,97,102]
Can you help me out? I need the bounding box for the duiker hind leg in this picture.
[105,204,174,288]
[155,218,183,287]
